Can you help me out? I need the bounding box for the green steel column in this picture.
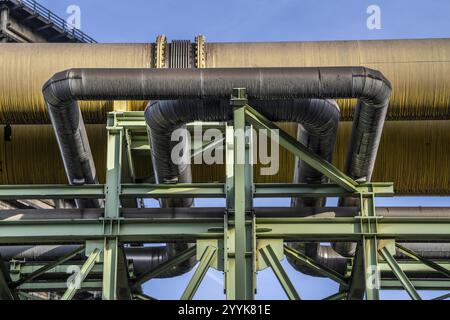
[228,88,255,300]
[361,194,380,300]
[102,128,123,300]
[224,124,236,299]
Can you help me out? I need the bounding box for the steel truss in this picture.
[0,88,450,300]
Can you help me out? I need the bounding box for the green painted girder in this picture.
[379,246,421,300]
[260,245,301,300]
[180,246,217,300]
[1,217,450,244]
[0,183,395,201]
[17,292,46,300]
[0,184,225,200]
[0,218,223,244]
[244,105,359,192]
[16,264,103,276]
[108,112,146,130]
[283,245,348,288]
[396,243,450,278]
[133,293,157,300]
[18,281,102,292]
[0,185,104,200]
[432,292,450,300]
[379,261,450,274]
[132,245,197,288]
[61,248,101,300]
[254,183,394,198]
[256,217,450,241]
[12,245,85,288]
[323,292,348,300]
[381,279,450,290]
[121,183,225,198]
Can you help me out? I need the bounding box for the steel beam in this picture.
[180,246,217,300]
[260,245,300,300]
[231,89,255,300]
[12,245,85,288]
[432,292,450,300]
[121,183,225,198]
[361,195,380,300]
[254,183,394,198]
[102,129,123,300]
[379,246,421,300]
[244,105,358,192]
[284,245,348,287]
[396,243,450,278]
[19,281,102,292]
[347,244,367,300]
[0,255,16,300]
[132,245,197,288]
[381,279,450,291]
[0,185,104,200]
[61,248,101,300]
[323,292,347,300]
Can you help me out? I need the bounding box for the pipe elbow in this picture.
[356,67,392,107]
[42,69,80,107]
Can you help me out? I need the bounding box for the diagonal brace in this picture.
[284,245,348,288]
[261,245,301,300]
[13,245,85,288]
[379,246,421,300]
[132,245,197,289]
[180,246,216,300]
[396,243,450,278]
[323,291,348,300]
[244,105,358,192]
[61,248,101,300]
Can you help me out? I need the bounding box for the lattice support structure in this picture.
[0,89,450,300]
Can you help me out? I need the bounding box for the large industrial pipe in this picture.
[2,39,449,124]
[42,66,391,278]
[145,99,340,206]
[0,245,193,279]
[1,39,449,195]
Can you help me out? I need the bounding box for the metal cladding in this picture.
[0,43,150,124]
[205,38,450,121]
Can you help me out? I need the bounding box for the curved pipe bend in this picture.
[43,66,391,277]
[145,98,348,275]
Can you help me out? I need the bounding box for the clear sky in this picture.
[36,0,450,300]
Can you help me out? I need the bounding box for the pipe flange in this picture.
[195,34,206,68]
[154,34,167,68]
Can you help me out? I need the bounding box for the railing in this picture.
[4,0,96,43]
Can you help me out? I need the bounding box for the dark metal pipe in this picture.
[0,245,193,279]
[145,98,340,206]
[42,66,392,279]
[3,206,450,221]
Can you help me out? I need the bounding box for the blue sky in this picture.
[36,0,450,300]
[39,0,450,42]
